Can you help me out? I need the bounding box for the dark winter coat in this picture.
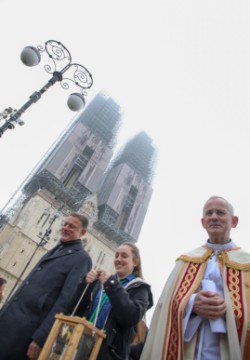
[0,239,92,360]
[68,275,153,360]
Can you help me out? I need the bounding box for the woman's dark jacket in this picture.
[68,275,153,360]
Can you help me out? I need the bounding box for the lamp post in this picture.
[0,39,93,137]
[5,206,63,302]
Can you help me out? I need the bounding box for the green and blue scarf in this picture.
[88,273,136,329]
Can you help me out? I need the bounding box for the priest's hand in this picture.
[192,290,226,320]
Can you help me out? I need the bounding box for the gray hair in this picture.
[203,196,234,215]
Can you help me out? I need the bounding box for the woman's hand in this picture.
[85,270,99,283]
[98,270,112,284]
[86,270,112,284]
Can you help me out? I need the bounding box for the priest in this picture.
[141,196,250,359]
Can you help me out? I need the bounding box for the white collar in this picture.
[205,239,236,252]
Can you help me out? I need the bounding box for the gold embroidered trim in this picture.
[166,262,205,359]
[162,262,187,359]
[228,268,242,330]
[179,248,250,271]
[243,271,250,360]
[220,252,250,271]
[177,248,213,264]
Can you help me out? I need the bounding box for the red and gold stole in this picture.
[163,247,250,360]
[221,251,250,360]
[163,248,213,359]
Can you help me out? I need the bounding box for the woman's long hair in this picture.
[122,242,144,279]
[131,319,148,344]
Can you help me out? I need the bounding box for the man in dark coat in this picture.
[0,212,92,360]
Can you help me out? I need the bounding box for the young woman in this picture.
[69,242,153,360]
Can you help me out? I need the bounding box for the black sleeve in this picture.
[103,276,151,327]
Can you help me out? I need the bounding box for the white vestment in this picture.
[140,241,250,360]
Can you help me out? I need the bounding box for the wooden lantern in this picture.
[38,313,106,360]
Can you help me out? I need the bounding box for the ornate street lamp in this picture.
[0,40,93,137]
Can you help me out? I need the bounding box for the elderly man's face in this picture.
[201,198,238,243]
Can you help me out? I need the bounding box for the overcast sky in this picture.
[1,0,250,322]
